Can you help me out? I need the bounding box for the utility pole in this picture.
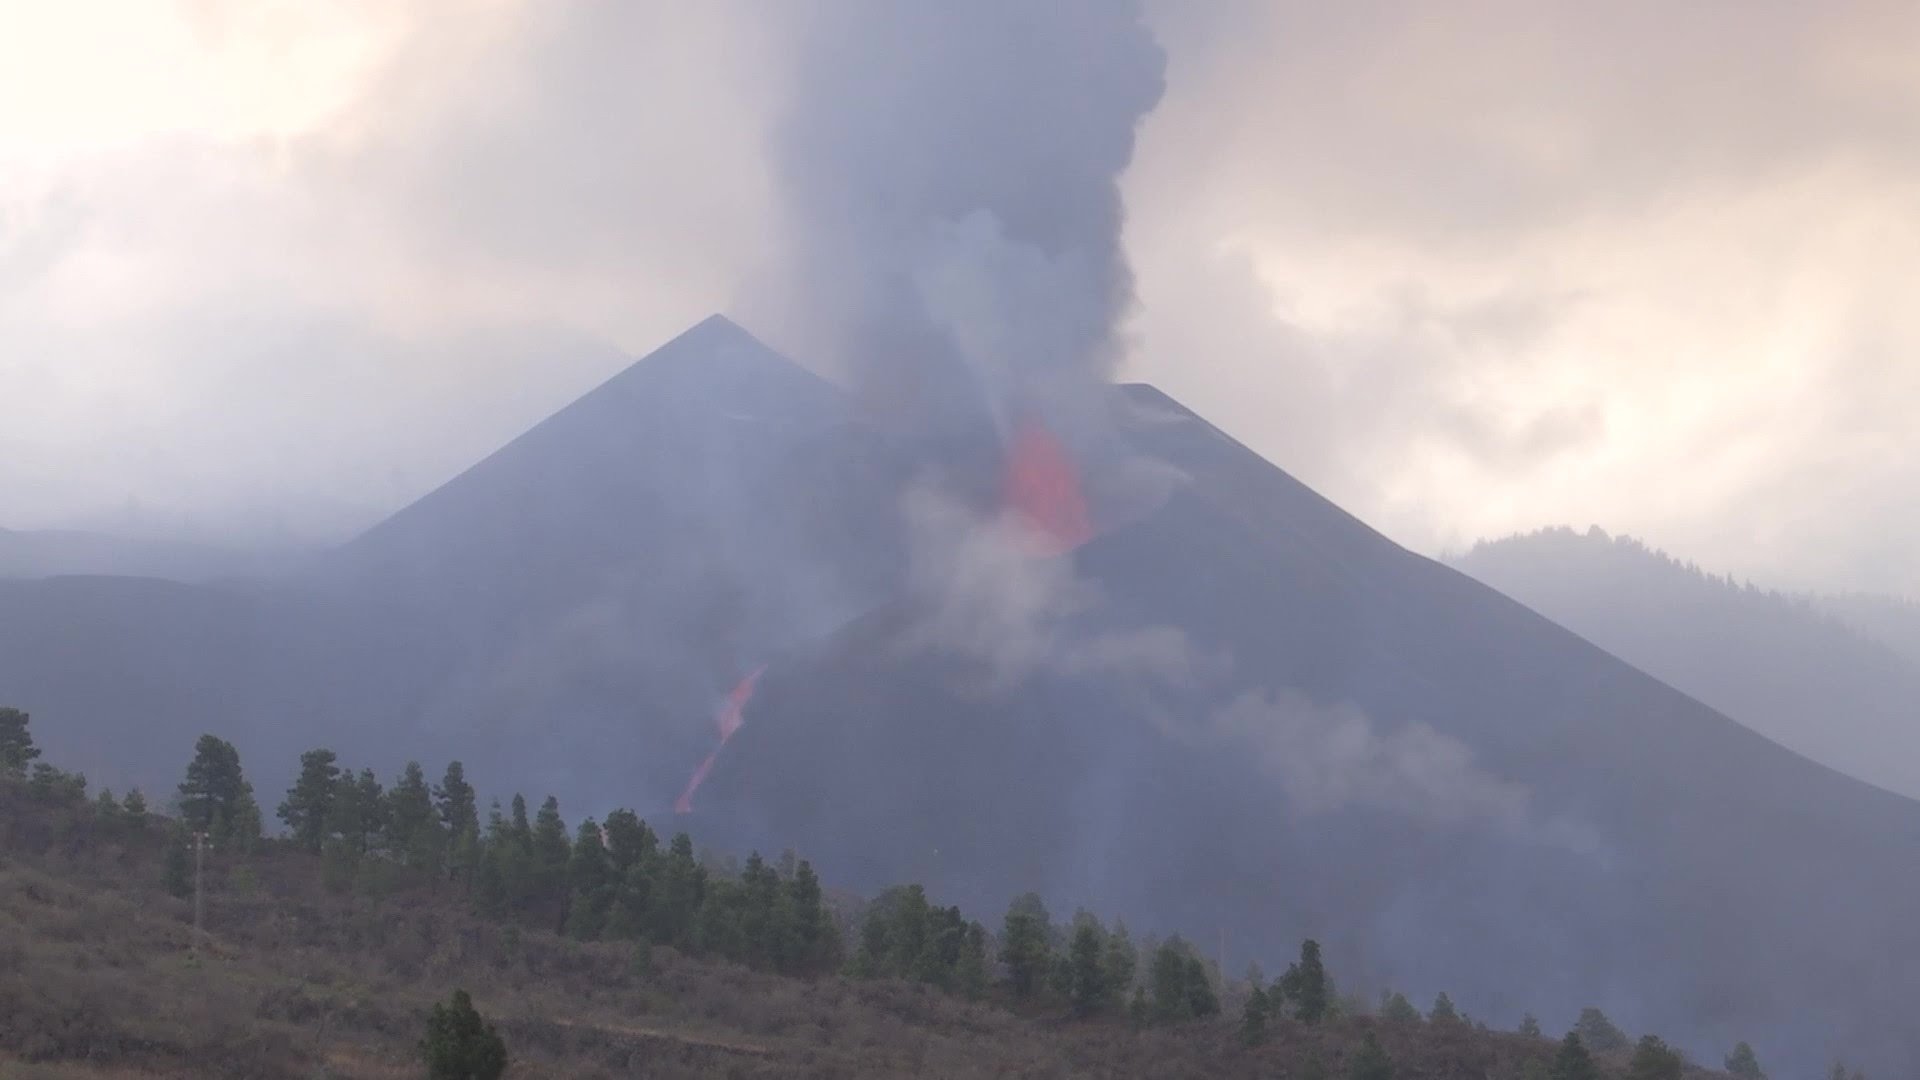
[191,830,207,957]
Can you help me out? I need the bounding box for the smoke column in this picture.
[762,1,1167,460]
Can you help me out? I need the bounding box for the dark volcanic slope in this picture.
[707,384,1920,1076]
[0,317,912,805]
[298,315,912,798]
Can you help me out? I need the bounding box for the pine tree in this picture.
[435,761,479,839]
[1149,937,1196,1024]
[1430,991,1460,1024]
[1292,939,1330,1023]
[0,707,39,777]
[652,832,705,948]
[1240,985,1271,1045]
[387,762,442,871]
[446,820,481,891]
[27,762,86,802]
[1184,952,1219,1017]
[530,796,570,901]
[1348,1032,1394,1080]
[330,768,385,853]
[1519,1013,1543,1038]
[956,921,989,999]
[1628,1035,1685,1080]
[781,859,835,975]
[565,818,610,940]
[1380,991,1420,1024]
[473,801,511,915]
[278,748,341,852]
[121,787,148,830]
[1724,1042,1766,1080]
[420,989,507,1080]
[601,808,657,874]
[501,795,536,912]
[738,851,783,970]
[1575,1007,1630,1055]
[1000,892,1053,999]
[1552,1033,1600,1080]
[94,786,123,825]
[1067,915,1109,1015]
[177,734,259,846]
[923,905,970,989]
[1102,920,1138,1002]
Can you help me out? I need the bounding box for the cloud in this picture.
[0,1,767,540]
[2,0,1918,598]
[1124,0,1920,595]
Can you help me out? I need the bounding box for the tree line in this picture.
[4,707,1862,1080]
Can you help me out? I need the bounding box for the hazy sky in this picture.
[3,1,1916,596]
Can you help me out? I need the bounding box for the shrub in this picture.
[421,988,508,1080]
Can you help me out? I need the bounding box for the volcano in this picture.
[4,315,1918,1073]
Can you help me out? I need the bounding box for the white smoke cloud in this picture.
[1184,687,1598,850]
[895,483,1201,690]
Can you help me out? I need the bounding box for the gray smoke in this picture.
[760,1,1166,448]
[896,482,1202,690]
[1185,688,1600,851]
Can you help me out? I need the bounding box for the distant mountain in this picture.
[1449,527,1920,798]
[1817,591,1920,671]
[4,318,1919,1074]
[0,526,305,582]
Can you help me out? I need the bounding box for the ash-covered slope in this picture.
[703,385,1920,1075]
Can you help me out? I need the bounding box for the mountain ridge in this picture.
[1450,526,1920,798]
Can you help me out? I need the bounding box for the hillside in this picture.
[1449,527,1920,798]
[0,750,1725,1080]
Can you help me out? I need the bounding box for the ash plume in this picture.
[760,0,1167,454]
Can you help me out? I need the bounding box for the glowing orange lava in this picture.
[674,665,765,814]
[1002,419,1094,555]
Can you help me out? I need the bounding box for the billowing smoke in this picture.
[1180,688,1601,851]
[760,1,1166,459]
[735,2,1178,713]
[897,482,1201,690]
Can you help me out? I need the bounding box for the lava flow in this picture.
[673,665,765,814]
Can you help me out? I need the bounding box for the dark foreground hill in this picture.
[1,316,1916,1074]
[0,772,1727,1080]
